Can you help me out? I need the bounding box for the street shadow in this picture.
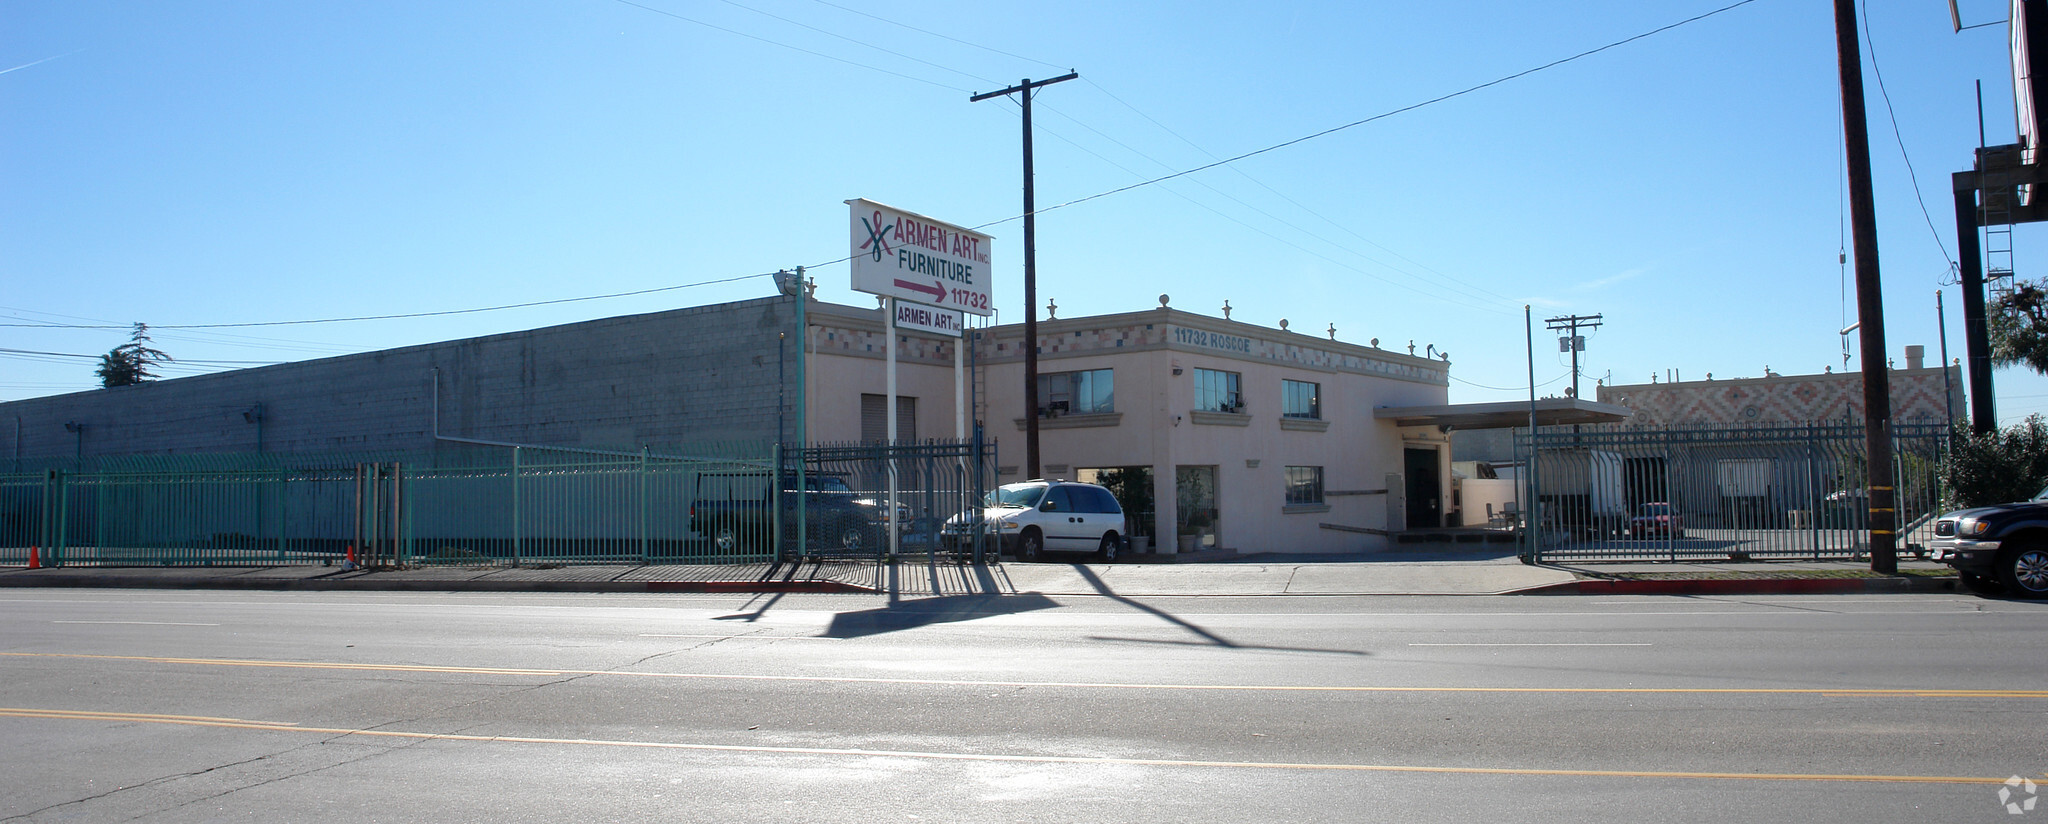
[822,592,1061,638]
[1066,565,1368,657]
[712,591,788,623]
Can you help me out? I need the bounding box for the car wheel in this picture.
[1097,533,1119,562]
[1019,528,1043,562]
[1960,570,2006,596]
[838,525,869,553]
[714,525,739,554]
[1996,543,2048,598]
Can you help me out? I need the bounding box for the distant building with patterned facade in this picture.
[1595,348,1963,426]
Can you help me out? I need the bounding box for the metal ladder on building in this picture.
[1980,144,2021,301]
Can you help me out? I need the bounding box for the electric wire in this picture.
[802,0,1069,73]
[1024,103,1520,315]
[1017,0,1764,220]
[1449,371,1570,392]
[709,0,1001,87]
[607,0,968,92]
[1079,77,1521,308]
[1860,1,1957,272]
[0,272,775,330]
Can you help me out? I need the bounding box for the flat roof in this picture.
[1374,398,1633,430]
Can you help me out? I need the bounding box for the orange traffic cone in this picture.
[343,544,358,570]
[27,546,40,570]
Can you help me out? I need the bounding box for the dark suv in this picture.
[1927,491,2048,598]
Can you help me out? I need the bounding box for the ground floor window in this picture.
[859,394,916,443]
[1285,465,1324,506]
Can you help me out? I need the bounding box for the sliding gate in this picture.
[1524,422,1949,563]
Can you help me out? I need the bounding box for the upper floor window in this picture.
[1194,368,1242,413]
[1039,369,1114,416]
[1282,379,1321,420]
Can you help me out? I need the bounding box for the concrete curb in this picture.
[1517,575,1963,596]
[0,572,879,595]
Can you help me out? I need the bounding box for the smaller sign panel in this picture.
[847,198,994,316]
[891,300,964,338]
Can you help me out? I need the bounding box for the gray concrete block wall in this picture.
[2,296,802,463]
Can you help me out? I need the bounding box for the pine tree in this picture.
[96,322,172,388]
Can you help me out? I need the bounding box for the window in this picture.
[860,394,917,443]
[1285,466,1324,506]
[1038,369,1114,415]
[1194,368,1242,412]
[1282,379,1321,419]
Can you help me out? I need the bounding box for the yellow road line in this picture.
[0,706,2017,786]
[5,651,2047,698]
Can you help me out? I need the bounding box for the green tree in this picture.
[1942,415,2048,509]
[96,322,172,388]
[1989,279,2048,374]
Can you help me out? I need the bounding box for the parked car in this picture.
[689,472,885,554]
[1927,489,2048,598]
[1628,502,1684,538]
[941,479,1126,562]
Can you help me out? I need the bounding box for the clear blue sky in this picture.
[3,0,2042,423]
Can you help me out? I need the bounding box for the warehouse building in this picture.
[2,290,1535,554]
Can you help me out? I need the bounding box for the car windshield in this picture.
[984,484,1047,508]
[1640,503,1672,516]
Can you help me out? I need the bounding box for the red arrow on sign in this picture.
[893,279,946,304]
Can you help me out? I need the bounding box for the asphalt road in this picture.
[1,590,2042,823]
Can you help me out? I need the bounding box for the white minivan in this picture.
[942,479,1126,561]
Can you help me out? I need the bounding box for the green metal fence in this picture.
[1,438,998,568]
[1522,421,1951,563]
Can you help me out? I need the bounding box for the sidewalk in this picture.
[0,549,1964,597]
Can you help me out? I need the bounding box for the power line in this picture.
[0,348,276,365]
[608,0,970,92]
[992,0,1765,220]
[0,272,775,330]
[803,0,1069,72]
[1861,1,1956,271]
[1062,81,1522,311]
[710,0,1001,87]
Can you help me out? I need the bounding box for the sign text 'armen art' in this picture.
[846,198,994,316]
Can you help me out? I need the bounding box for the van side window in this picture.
[1042,487,1072,512]
[1090,487,1122,514]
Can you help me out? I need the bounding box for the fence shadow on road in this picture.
[822,591,1061,638]
[1066,565,1369,657]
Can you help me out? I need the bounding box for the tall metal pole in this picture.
[972,72,1077,480]
[1523,305,1540,565]
[1834,0,1898,573]
[1938,289,1956,426]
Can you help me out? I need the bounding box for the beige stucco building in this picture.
[804,298,1458,554]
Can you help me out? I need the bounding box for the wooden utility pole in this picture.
[1833,0,1898,574]
[971,72,1077,480]
[1544,313,1603,399]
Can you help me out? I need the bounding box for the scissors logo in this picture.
[858,210,895,262]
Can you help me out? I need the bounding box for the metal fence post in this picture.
[639,446,650,563]
[511,447,522,566]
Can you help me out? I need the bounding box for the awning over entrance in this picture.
[1373,398,1633,430]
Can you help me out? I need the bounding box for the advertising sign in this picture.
[891,300,964,338]
[847,198,994,316]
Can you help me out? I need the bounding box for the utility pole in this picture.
[1834,0,1898,574]
[971,72,1077,480]
[1544,313,1603,399]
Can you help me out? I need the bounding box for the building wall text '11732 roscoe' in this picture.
[1173,326,1253,354]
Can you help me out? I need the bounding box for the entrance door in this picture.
[1404,448,1442,529]
[1175,465,1218,550]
